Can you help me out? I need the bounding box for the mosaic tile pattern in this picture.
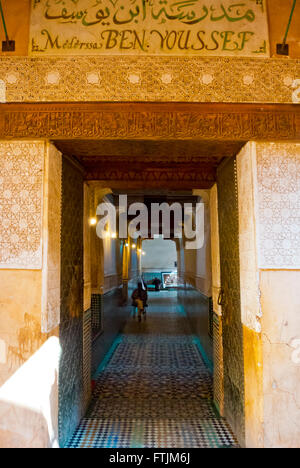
[67,419,237,449]
[213,313,224,415]
[83,309,92,412]
[91,294,103,337]
[66,291,238,448]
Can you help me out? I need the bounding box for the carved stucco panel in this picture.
[0,57,299,103]
[237,141,300,331]
[0,141,44,269]
[256,142,300,269]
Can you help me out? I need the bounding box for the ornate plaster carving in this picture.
[0,57,299,103]
[256,142,300,269]
[0,141,44,269]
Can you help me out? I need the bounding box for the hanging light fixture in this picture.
[277,0,297,56]
[89,217,97,226]
[0,1,15,51]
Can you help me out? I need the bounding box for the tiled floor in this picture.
[66,291,238,448]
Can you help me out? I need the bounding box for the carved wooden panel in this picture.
[55,139,243,163]
[0,103,298,141]
[84,162,216,188]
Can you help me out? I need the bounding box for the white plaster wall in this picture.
[99,195,123,292]
[142,238,177,272]
[183,192,212,297]
[260,271,300,448]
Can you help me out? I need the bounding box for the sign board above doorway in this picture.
[29,0,270,57]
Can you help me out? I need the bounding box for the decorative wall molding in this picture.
[0,102,299,141]
[0,57,299,103]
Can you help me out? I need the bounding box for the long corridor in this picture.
[66,291,237,448]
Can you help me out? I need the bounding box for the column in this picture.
[236,141,300,448]
[0,140,61,448]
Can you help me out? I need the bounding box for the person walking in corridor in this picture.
[132,282,148,322]
[153,277,161,291]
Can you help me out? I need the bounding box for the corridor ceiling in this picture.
[54,139,245,189]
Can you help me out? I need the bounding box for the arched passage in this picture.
[142,237,178,289]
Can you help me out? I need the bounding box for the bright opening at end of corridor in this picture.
[0,0,300,452]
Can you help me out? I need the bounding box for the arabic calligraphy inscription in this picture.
[29,0,270,57]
